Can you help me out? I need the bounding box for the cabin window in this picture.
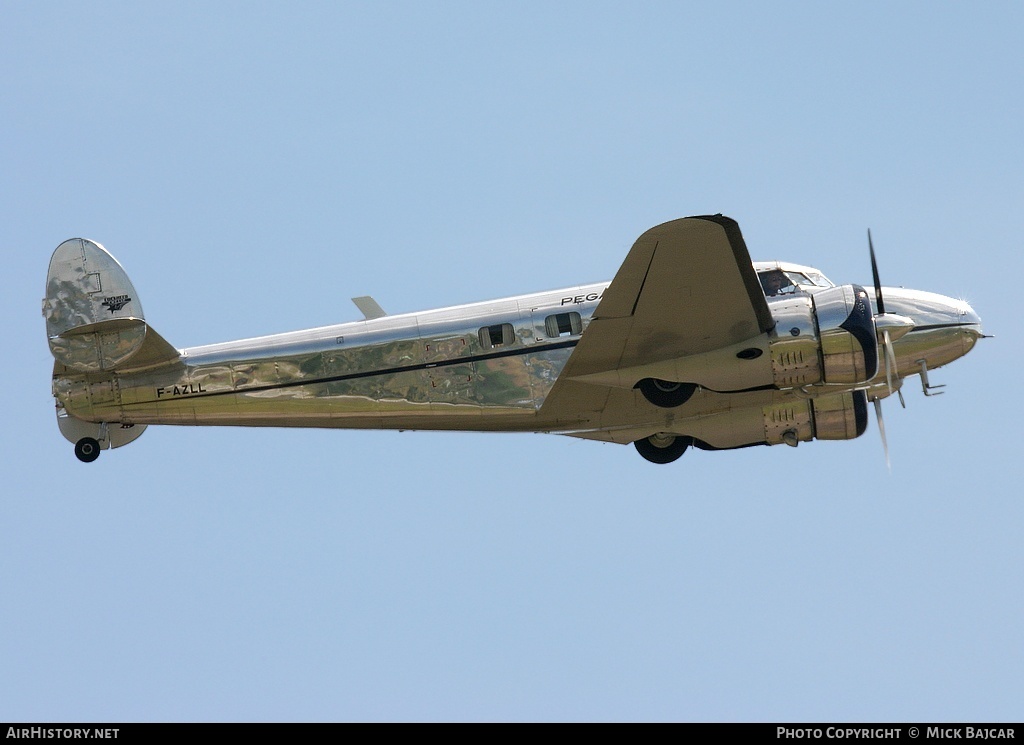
[544,312,582,338]
[479,323,515,349]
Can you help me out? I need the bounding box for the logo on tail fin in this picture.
[101,295,132,313]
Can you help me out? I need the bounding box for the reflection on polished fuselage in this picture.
[56,284,607,431]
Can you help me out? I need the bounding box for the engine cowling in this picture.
[814,284,878,384]
[761,390,869,446]
[767,284,879,388]
[812,390,869,440]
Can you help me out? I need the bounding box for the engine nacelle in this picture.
[767,284,879,388]
[814,284,878,384]
[761,390,869,446]
[812,390,869,440]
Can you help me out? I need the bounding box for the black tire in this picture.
[637,378,697,408]
[634,434,692,464]
[74,437,101,463]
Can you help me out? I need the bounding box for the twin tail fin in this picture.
[43,238,179,373]
[44,238,182,458]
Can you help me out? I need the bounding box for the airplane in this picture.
[42,215,985,465]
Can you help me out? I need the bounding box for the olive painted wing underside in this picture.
[539,215,774,426]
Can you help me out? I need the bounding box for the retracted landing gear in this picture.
[636,378,697,408]
[74,437,101,463]
[634,433,693,464]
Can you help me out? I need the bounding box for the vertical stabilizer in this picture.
[43,238,147,371]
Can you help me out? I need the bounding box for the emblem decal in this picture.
[101,295,132,313]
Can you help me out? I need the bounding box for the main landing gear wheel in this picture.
[637,378,697,408]
[74,437,101,463]
[634,434,692,464]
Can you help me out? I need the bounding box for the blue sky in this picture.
[2,2,1022,721]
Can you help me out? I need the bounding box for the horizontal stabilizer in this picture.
[119,325,179,371]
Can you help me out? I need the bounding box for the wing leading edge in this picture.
[538,215,775,425]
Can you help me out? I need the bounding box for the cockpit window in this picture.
[760,270,796,296]
[759,269,835,296]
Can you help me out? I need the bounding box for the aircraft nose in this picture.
[960,301,982,329]
[883,288,981,331]
[948,297,985,356]
[881,288,986,366]
[947,295,983,330]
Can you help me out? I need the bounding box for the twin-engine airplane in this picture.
[44,215,984,465]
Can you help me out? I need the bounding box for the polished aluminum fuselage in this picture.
[57,284,606,432]
[54,276,982,445]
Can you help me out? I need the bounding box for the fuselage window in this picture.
[544,312,582,338]
[479,323,515,349]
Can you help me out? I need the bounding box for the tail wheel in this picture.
[637,378,697,408]
[634,434,692,464]
[74,437,101,463]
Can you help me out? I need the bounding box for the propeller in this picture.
[869,229,911,402]
[873,398,891,472]
[869,229,884,315]
[866,230,914,471]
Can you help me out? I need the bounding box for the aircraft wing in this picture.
[538,215,774,423]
